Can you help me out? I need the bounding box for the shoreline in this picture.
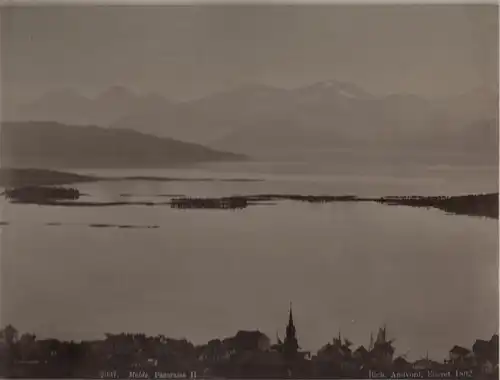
[0,168,264,188]
[5,191,498,219]
[0,168,497,218]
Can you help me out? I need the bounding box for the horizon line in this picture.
[1,1,498,6]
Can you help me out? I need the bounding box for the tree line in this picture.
[0,324,497,379]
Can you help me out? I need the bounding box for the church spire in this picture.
[283,302,299,361]
[286,302,296,340]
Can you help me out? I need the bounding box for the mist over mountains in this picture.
[6,86,174,128]
[4,81,498,164]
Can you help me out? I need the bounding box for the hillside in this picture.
[0,168,94,187]
[0,122,246,169]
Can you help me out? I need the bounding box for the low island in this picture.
[0,169,497,218]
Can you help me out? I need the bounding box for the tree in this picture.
[2,325,18,346]
[19,333,36,360]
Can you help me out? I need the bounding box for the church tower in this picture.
[283,302,299,361]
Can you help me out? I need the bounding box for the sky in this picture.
[1,4,498,105]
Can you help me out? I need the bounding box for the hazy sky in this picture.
[1,4,498,104]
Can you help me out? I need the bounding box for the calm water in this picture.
[0,163,498,362]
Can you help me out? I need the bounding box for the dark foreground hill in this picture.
[0,122,246,169]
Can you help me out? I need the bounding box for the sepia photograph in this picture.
[0,3,498,379]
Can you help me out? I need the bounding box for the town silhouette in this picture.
[0,306,497,379]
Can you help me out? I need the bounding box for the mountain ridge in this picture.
[5,82,498,164]
[0,121,246,169]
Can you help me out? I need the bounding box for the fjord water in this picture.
[0,162,498,361]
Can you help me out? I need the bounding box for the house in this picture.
[146,358,158,367]
[473,339,490,357]
[352,346,369,362]
[317,342,348,362]
[223,331,271,354]
[480,360,494,375]
[36,339,62,359]
[413,358,441,370]
[300,351,312,360]
[198,339,229,363]
[449,346,472,363]
[371,341,394,368]
[473,336,499,364]
[393,356,411,371]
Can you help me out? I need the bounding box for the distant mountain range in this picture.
[6,86,174,128]
[4,81,498,163]
[0,122,245,169]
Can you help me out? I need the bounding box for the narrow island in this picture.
[0,168,262,188]
[0,168,95,188]
[0,169,496,218]
[169,194,498,218]
[5,186,80,203]
[3,186,497,219]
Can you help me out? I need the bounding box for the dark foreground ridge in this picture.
[0,311,497,380]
